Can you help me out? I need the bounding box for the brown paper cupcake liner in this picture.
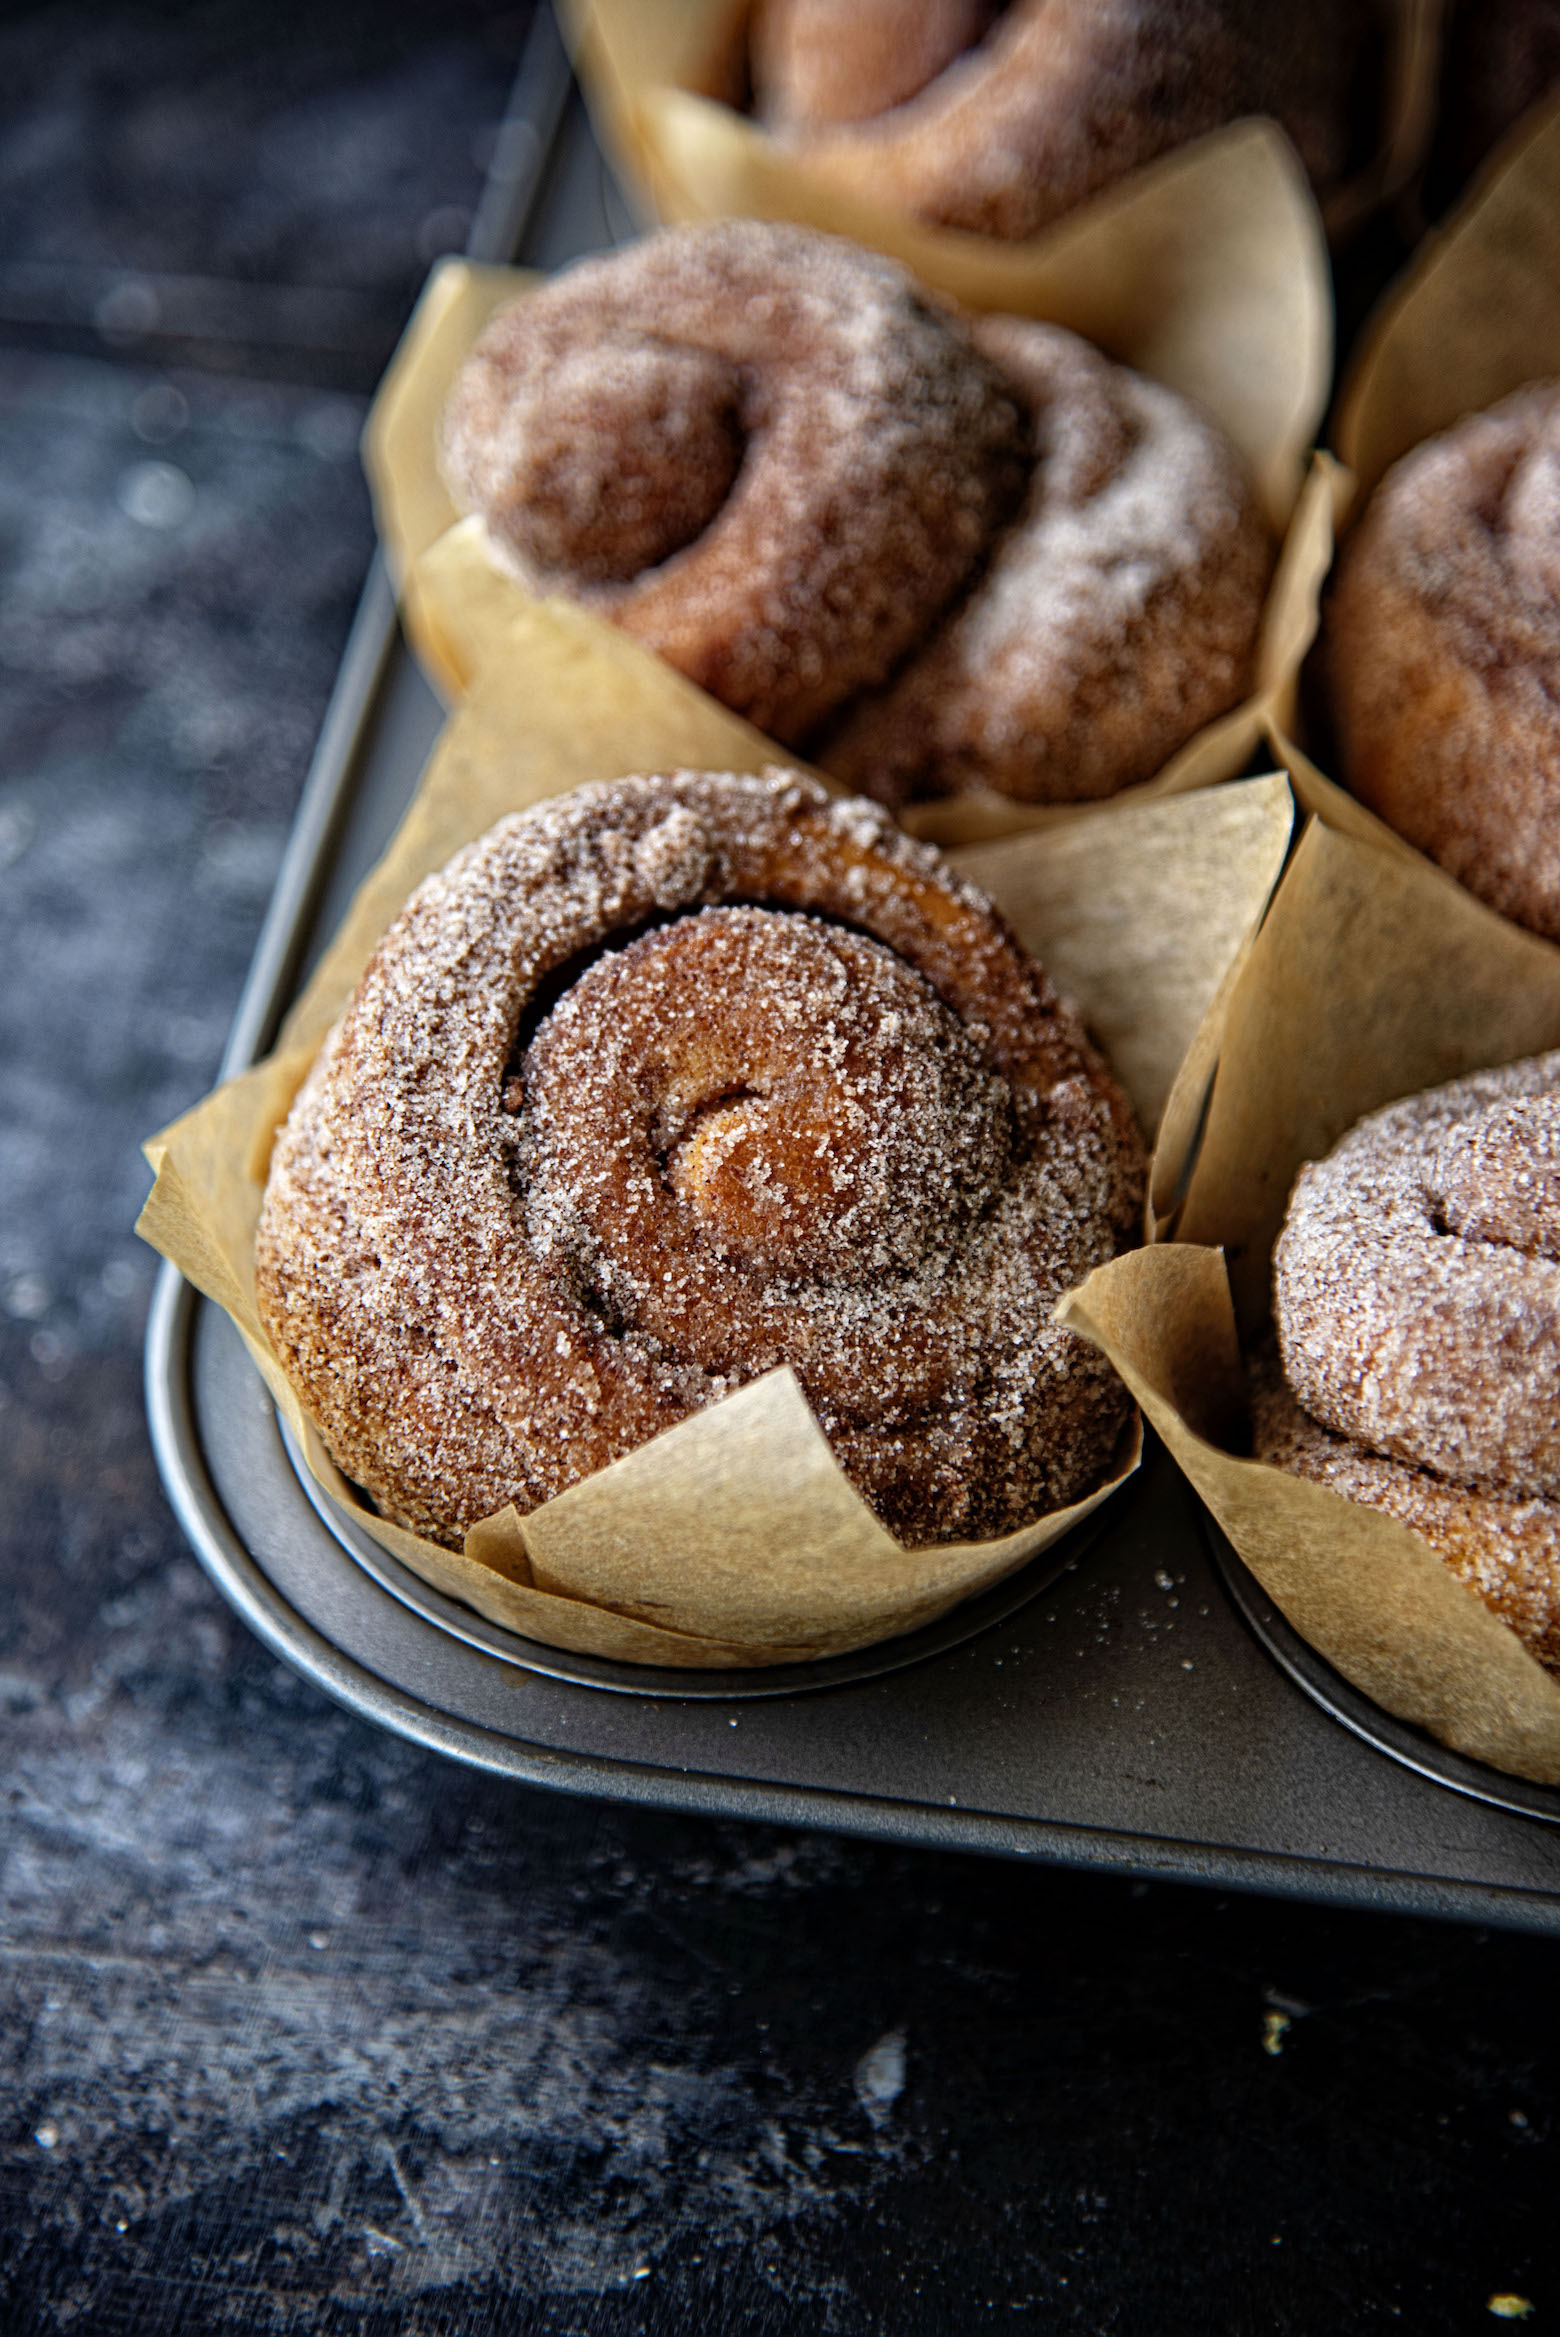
[1335,88,1560,501]
[1058,814,1560,1783]
[566,0,1429,272]
[137,607,1293,1669]
[362,199,1339,846]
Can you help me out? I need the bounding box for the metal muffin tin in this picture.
[145,20,1560,1933]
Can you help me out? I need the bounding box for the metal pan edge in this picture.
[274,1405,1130,1701]
[1203,1514,1560,1828]
[145,1269,1560,1933]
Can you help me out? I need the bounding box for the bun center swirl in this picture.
[441,223,1028,744]
[495,332,746,585]
[517,906,1014,1305]
[256,770,1144,1549]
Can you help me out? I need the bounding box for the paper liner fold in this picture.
[1335,90,1560,501]
[1058,816,1560,1783]
[951,773,1293,1229]
[137,608,1292,1670]
[1058,1248,1560,1785]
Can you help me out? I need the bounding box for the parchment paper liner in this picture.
[566,0,1428,306]
[1057,816,1560,1784]
[137,604,1292,1669]
[363,221,1338,848]
[1254,93,1560,920]
[1335,88,1560,502]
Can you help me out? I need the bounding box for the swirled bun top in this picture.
[748,0,1364,239]
[440,220,1268,808]
[1327,382,1560,944]
[1274,1054,1560,1501]
[256,769,1144,1549]
[1260,1053,1560,1673]
[824,314,1268,806]
[441,220,1028,743]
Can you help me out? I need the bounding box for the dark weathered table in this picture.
[2,7,1557,2330]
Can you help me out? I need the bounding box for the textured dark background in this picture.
[0,4,1557,2330]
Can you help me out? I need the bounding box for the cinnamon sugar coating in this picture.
[1328,383,1560,944]
[1275,1058,1560,1497]
[440,222,1027,744]
[824,318,1269,807]
[1251,1345,1560,1677]
[748,0,1365,239]
[255,770,1145,1551]
[441,224,1268,808]
[1262,1054,1560,1673]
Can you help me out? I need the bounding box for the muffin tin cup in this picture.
[1058,812,1560,1788]
[137,567,1295,1667]
[143,64,1560,1922]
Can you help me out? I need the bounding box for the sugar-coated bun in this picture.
[441,222,1270,808]
[749,0,1366,240]
[256,770,1146,1549]
[1260,1053,1560,1673]
[1328,383,1560,944]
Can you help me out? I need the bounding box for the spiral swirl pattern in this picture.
[441,222,1270,809]
[1260,1054,1560,1671]
[255,770,1144,1549]
[441,222,1028,744]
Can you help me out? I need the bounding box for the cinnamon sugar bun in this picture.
[1256,1053,1560,1672]
[440,223,1028,745]
[255,769,1146,1550]
[747,0,1368,239]
[1327,382,1560,944]
[439,222,1269,808]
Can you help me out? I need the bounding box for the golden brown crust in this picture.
[748,0,1365,240]
[255,769,1146,1550]
[823,317,1269,806]
[1260,1054,1560,1677]
[1327,382,1560,945]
